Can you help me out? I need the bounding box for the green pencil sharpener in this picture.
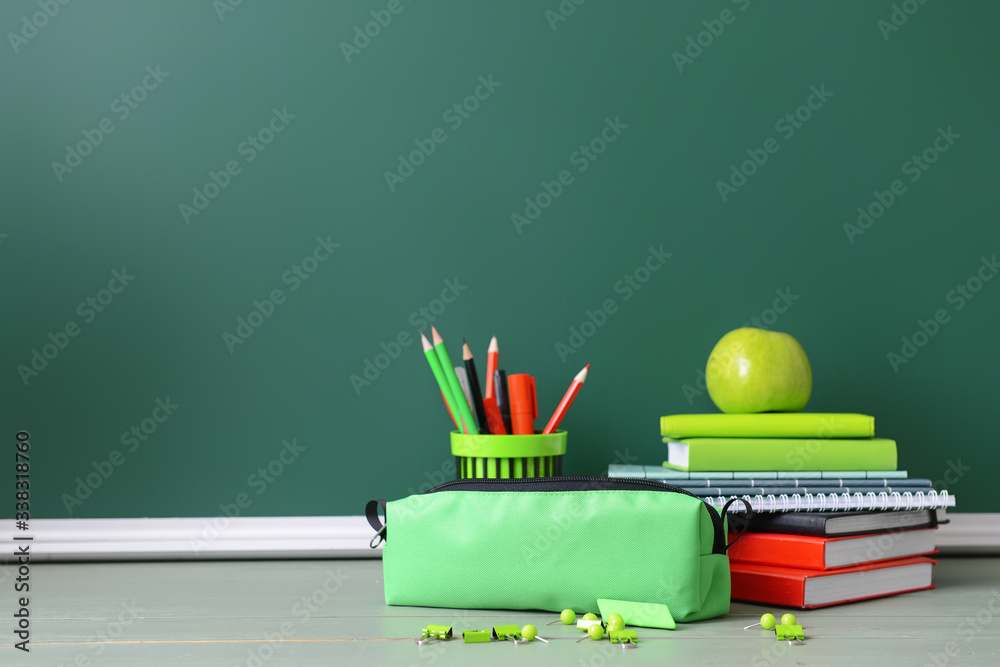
[451,431,566,479]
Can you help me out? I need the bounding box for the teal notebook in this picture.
[608,465,909,480]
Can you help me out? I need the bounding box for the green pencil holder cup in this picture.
[451,431,567,479]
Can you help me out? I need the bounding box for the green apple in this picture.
[705,328,812,413]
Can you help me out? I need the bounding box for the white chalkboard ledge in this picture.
[0,516,382,562]
[1,513,996,561]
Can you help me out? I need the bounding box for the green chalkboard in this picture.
[2,1,997,519]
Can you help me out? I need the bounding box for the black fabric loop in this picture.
[366,499,387,546]
[721,498,754,552]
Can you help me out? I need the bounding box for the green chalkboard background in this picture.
[2,1,997,519]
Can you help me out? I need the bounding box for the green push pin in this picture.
[577,612,603,633]
[576,623,605,642]
[780,613,797,626]
[546,609,576,626]
[520,624,549,644]
[605,613,625,632]
[744,613,777,630]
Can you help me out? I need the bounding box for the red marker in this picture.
[508,374,537,435]
[542,364,589,434]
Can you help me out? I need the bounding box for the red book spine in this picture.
[730,557,937,609]
[727,533,828,569]
[730,562,807,607]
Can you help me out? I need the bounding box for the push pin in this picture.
[416,624,452,645]
[519,624,549,644]
[576,612,603,633]
[605,613,625,633]
[744,613,777,630]
[609,629,639,649]
[546,609,577,626]
[576,623,605,642]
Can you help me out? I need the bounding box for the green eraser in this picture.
[597,598,676,630]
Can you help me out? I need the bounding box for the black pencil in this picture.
[462,339,490,434]
[495,369,513,435]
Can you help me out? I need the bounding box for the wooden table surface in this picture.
[2,556,999,666]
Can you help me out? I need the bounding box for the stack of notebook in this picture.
[607,412,956,608]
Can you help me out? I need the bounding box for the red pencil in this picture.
[484,334,499,399]
[542,364,589,434]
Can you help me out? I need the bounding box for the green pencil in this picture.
[431,326,479,435]
[421,332,459,429]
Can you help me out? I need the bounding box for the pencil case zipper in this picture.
[420,475,732,555]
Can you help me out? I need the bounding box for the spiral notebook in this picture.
[705,489,955,513]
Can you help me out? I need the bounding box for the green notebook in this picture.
[663,438,896,472]
[660,413,874,439]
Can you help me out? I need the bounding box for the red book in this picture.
[727,528,937,570]
[730,556,936,609]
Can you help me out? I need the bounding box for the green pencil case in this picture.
[366,477,751,622]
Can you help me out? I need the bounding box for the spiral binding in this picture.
[705,489,954,512]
